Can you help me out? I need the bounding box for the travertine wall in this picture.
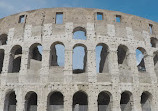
[0,8,158,111]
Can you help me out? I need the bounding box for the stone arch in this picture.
[141,91,152,111]
[153,51,158,76]
[50,41,65,67]
[120,91,133,111]
[0,34,7,45]
[4,91,17,111]
[47,91,64,111]
[136,47,147,72]
[73,44,87,74]
[96,43,109,73]
[117,45,128,65]
[0,49,4,73]
[72,91,88,111]
[150,37,158,48]
[25,91,37,111]
[28,43,42,69]
[97,91,112,111]
[8,45,22,73]
[73,27,87,40]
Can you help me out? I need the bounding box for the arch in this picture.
[47,91,64,111]
[120,91,133,111]
[50,42,65,67]
[96,43,109,73]
[136,47,147,72]
[72,91,88,111]
[117,45,128,64]
[150,37,158,48]
[153,51,158,76]
[4,91,17,111]
[8,45,22,73]
[0,34,7,45]
[28,43,42,69]
[73,44,87,74]
[73,27,86,40]
[25,91,37,111]
[141,91,152,111]
[97,91,112,111]
[0,49,4,73]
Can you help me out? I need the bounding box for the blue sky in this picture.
[0,0,158,22]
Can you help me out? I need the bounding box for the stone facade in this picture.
[0,8,158,111]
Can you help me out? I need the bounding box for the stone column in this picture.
[40,48,50,83]
[19,47,29,83]
[88,86,97,111]
[127,50,139,84]
[108,47,119,83]
[87,49,97,82]
[64,49,73,83]
[132,92,142,111]
[16,88,25,111]
[37,88,47,111]
[112,92,121,111]
[64,91,72,111]
[1,47,10,85]
[144,54,157,83]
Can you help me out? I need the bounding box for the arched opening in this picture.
[4,91,17,111]
[97,91,111,111]
[0,34,7,45]
[73,27,86,40]
[150,37,158,48]
[28,43,42,70]
[8,45,22,73]
[73,44,87,74]
[73,91,88,111]
[25,91,37,111]
[120,91,132,111]
[136,47,146,72]
[0,49,4,73]
[96,43,109,73]
[47,91,64,111]
[153,51,158,76]
[141,92,152,111]
[50,42,65,67]
[117,45,128,64]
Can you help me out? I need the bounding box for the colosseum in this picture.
[0,7,158,111]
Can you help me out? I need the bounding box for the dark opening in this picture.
[25,92,37,111]
[96,44,109,73]
[0,49,4,73]
[47,92,64,111]
[73,91,88,111]
[117,45,128,64]
[98,92,111,111]
[56,12,63,24]
[73,45,87,74]
[0,34,7,45]
[19,15,25,23]
[8,45,22,73]
[141,92,151,111]
[116,15,121,22]
[120,92,132,111]
[150,37,158,48]
[4,91,17,111]
[97,12,103,20]
[28,43,42,69]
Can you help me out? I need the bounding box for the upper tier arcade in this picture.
[0,8,158,84]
